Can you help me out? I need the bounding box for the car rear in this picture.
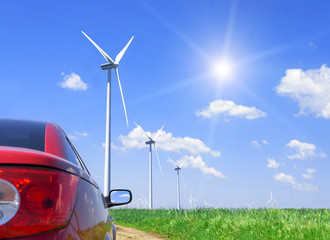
[0,119,111,239]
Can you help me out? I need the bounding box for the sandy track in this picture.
[115,225,164,240]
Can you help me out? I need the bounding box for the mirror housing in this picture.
[106,189,132,208]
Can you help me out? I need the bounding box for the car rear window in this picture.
[0,119,46,151]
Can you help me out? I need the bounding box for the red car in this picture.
[0,119,131,239]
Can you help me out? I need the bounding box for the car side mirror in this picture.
[106,189,132,208]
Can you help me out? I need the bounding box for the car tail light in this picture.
[0,180,20,225]
[0,167,79,239]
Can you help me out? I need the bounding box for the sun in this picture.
[212,59,234,79]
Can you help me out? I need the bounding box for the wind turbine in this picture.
[247,201,254,210]
[265,192,278,208]
[138,194,148,209]
[82,31,134,196]
[188,193,197,209]
[134,122,164,209]
[168,157,186,210]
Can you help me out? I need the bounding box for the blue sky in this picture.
[1,0,330,209]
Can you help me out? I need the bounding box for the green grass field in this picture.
[110,208,330,239]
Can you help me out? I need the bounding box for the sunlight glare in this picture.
[212,59,234,80]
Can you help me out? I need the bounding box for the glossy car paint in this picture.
[0,120,112,239]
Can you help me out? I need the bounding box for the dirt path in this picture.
[115,225,165,240]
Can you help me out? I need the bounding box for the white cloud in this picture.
[75,131,89,137]
[274,173,319,192]
[178,155,226,179]
[308,42,317,49]
[302,168,316,180]
[68,131,89,141]
[301,42,317,50]
[262,140,269,145]
[102,142,121,150]
[250,140,260,149]
[119,194,130,198]
[196,99,267,120]
[60,72,88,91]
[117,127,220,157]
[286,139,326,160]
[250,140,269,149]
[276,64,330,118]
[68,134,79,141]
[115,127,224,178]
[267,158,280,169]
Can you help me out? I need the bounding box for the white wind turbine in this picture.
[134,122,164,209]
[82,31,134,196]
[247,201,254,210]
[168,158,186,210]
[138,194,148,209]
[188,193,197,209]
[265,192,278,208]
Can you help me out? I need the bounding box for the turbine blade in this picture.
[115,36,134,63]
[153,143,163,177]
[134,122,153,141]
[167,157,177,167]
[181,171,187,190]
[266,199,272,204]
[115,68,129,127]
[179,159,186,168]
[81,31,115,64]
[154,124,164,142]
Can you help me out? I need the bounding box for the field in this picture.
[110,208,330,239]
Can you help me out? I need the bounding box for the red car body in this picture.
[0,119,128,239]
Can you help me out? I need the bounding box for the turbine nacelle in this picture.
[101,63,119,70]
[145,140,155,145]
[168,157,186,170]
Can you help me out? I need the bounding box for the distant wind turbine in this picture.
[247,201,254,210]
[135,122,164,209]
[265,192,278,208]
[188,193,197,209]
[138,194,148,209]
[168,157,186,210]
[81,31,134,196]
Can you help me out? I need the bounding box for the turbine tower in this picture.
[134,122,164,209]
[265,191,278,208]
[168,158,186,210]
[82,31,134,196]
